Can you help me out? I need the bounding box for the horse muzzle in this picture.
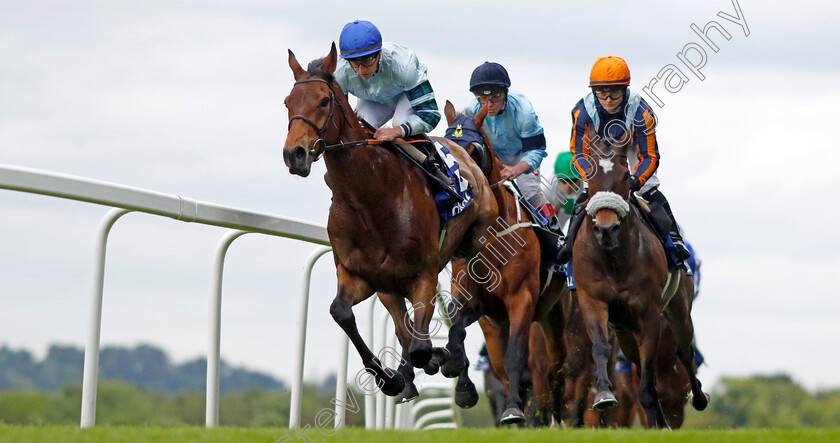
[592,221,621,250]
[284,145,312,177]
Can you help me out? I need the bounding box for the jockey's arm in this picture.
[569,105,591,179]
[399,80,441,137]
[632,105,660,186]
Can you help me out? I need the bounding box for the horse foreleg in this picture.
[498,291,534,425]
[636,307,667,429]
[331,266,404,397]
[377,292,418,404]
[577,290,616,411]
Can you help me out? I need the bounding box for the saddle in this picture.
[500,181,566,283]
[359,119,463,203]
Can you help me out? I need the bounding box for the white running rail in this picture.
[0,163,332,428]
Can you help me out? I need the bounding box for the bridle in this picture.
[287,77,341,157]
[585,152,634,222]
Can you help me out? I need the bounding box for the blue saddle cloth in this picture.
[431,141,473,221]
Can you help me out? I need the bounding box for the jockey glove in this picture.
[628,175,641,193]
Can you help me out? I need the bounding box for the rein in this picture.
[321,138,428,152]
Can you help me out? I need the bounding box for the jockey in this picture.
[334,20,452,188]
[465,62,564,233]
[556,56,691,263]
[543,151,584,229]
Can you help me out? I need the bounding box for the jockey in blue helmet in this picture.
[334,20,454,192]
[465,62,563,235]
[335,20,441,142]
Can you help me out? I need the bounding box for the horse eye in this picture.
[623,171,630,181]
[319,98,330,107]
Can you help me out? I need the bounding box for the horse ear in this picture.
[320,42,338,75]
[474,104,489,130]
[288,49,306,81]
[444,100,457,126]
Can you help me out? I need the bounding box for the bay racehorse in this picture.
[572,127,708,428]
[429,102,567,425]
[283,44,499,398]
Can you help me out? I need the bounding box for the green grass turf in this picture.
[2,426,839,443]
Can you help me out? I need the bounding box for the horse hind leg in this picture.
[665,275,709,412]
[331,268,404,397]
[498,292,535,425]
[441,264,481,378]
[405,275,442,368]
[377,292,419,404]
[454,365,480,409]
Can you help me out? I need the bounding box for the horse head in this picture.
[283,43,348,177]
[443,101,494,179]
[583,126,633,250]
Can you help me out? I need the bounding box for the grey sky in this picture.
[2,0,839,394]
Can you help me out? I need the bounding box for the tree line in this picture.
[0,344,284,394]
[1,344,838,428]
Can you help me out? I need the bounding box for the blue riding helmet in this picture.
[469,62,511,95]
[339,20,382,59]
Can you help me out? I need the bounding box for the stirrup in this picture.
[671,237,691,261]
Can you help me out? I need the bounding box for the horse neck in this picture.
[323,93,402,199]
[488,156,513,219]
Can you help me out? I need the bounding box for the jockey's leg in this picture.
[517,171,569,264]
[556,191,589,264]
[388,95,457,195]
[641,187,690,260]
[355,99,397,129]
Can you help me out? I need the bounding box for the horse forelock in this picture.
[305,58,335,83]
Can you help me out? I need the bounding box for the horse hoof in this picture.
[441,356,466,378]
[454,380,479,408]
[690,392,710,411]
[423,347,451,375]
[395,382,419,404]
[592,391,617,410]
[423,362,440,375]
[499,407,525,425]
[380,373,406,397]
[409,346,432,368]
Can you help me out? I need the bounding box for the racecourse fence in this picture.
[0,163,455,430]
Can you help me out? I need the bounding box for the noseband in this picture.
[585,153,631,222]
[288,77,340,155]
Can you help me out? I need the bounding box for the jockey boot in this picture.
[537,203,563,233]
[422,156,464,203]
[669,226,691,261]
[555,199,586,264]
[535,203,566,265]
[642,187,690,261]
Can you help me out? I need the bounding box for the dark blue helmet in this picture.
[469,62,511,95]
[339,20,382,59]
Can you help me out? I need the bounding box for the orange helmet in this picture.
[589,56,630,87]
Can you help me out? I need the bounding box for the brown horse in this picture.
[428,103,567,425]
[564,289,696,429]
[572,128,708,428]
[283,44,498,398]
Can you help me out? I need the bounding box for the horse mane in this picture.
[447,109,510,219]
[306,58,335,83]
